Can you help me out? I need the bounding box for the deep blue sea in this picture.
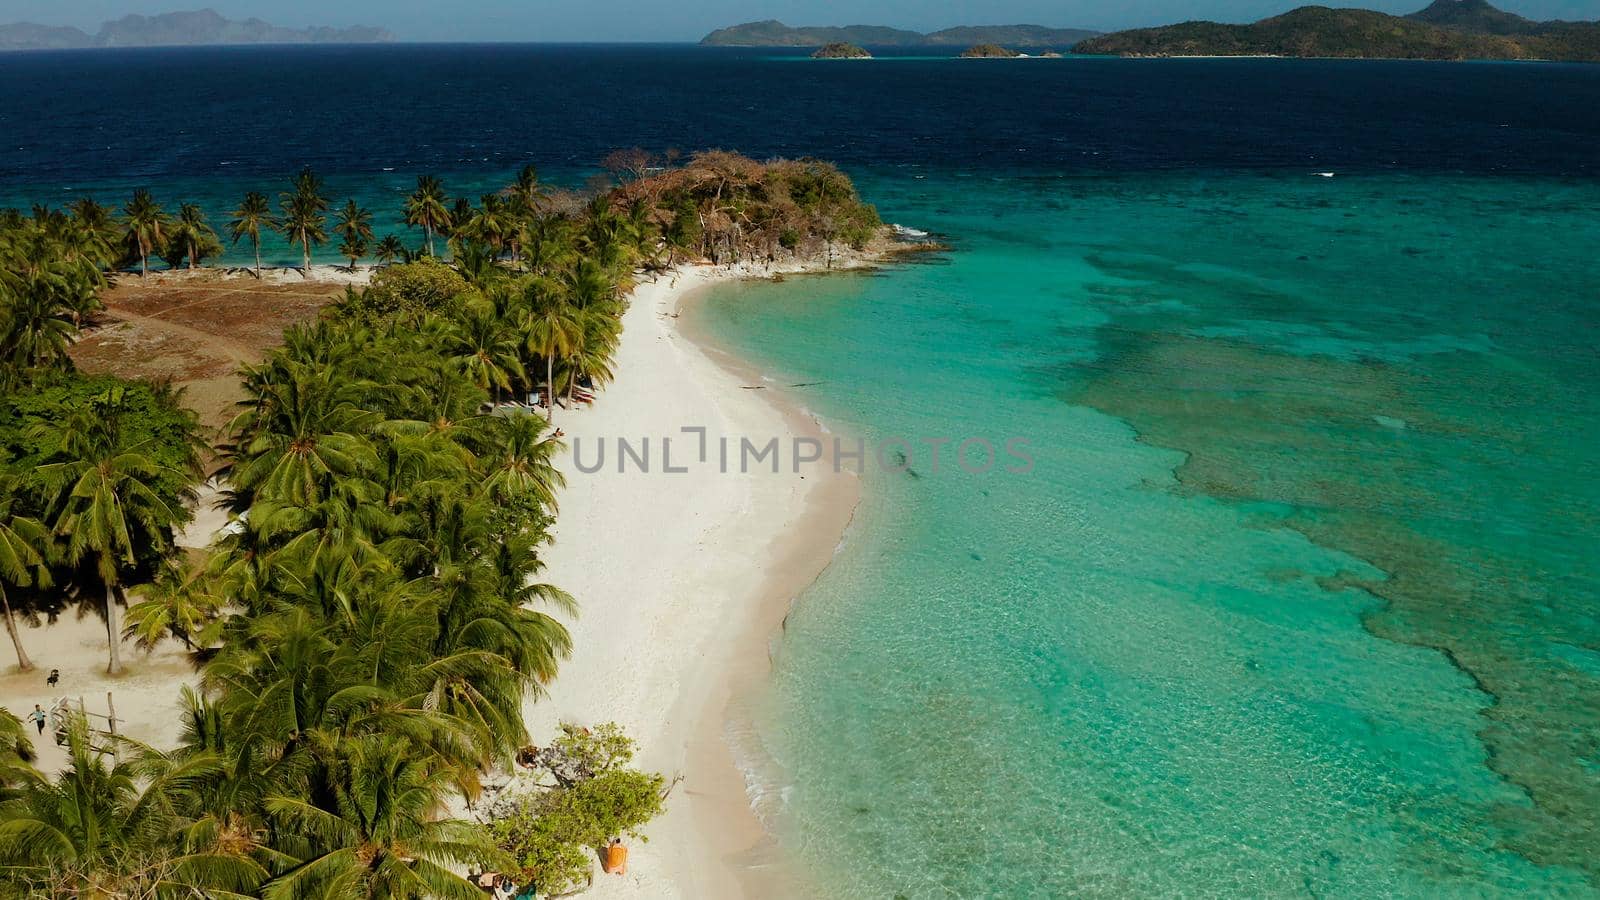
[4,45,1599,897]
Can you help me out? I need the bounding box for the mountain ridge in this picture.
[0,7,391,51]
[1404,0,1541,34]
[701,21,1099,47]
[1074,1,1600,62]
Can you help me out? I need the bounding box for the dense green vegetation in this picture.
[1075,2,1600,61]
[0,150,881,897]
[0,201,204,676]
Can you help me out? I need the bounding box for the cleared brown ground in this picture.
[68,271,343,439]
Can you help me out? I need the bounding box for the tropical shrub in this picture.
[345,257,472,321]
[491,723,666,895]
[0,373,201,503]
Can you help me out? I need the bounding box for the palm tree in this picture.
[334,199,374,272]
[1,215,107,365]
[453,244,497,290]
[228,191,277,279]
[482,413,565,512]
[0,707,37,797]
[38,398,200,675]
[521,283,582,423]
[517,214,576,277]
[278,168,329,277]
[507,164,545,216]
[478,524,573,689]
[583,197,633,276]
[160,687,283,881]
[0,476,52,672]
[0,271,78,374]
[445,307,524,404]
[625,196,662,266]
[121,561,225,652]
[120,189,168,277]
[564,257,618,311]
[259,733,498,900]
[221,356,381,509]
[565,308,620,407]
[199,575,501,774]
[463,194,512,258]
[170,202,219,271]
[337,237,368,274]
[0,715,262,897]
[65,198,118,269]
[414,495,572,748]
[503,166,545,265]
[403,175,451,258]
[450,198,473,242]
[373,235,406,266]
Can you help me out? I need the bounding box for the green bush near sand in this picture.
[491,723,667,894]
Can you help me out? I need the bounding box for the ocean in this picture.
[4,44,1598,897]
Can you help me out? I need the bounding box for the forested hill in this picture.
[1074,2,1600,62]
[701,20,1099,47]
[1405,0,1542,34]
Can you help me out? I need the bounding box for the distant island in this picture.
[960,44,1023,58]
[1074,0,1600,62]
[0,7,391,51]
[702,20,1099,48]
[812,42,872,59]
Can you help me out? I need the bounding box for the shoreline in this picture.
[670,274,869,900]
[1,253,887,896]
[521,259,877,899]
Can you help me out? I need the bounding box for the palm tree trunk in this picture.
[188,240,197,270]
[104,581,122,676]
[545,356,555,423]
[426,224,435,257]
[302,238,311,278]
[1,588,33,672]
[566,366,576,407]
[254,238,262,279]
[140,250,148,278]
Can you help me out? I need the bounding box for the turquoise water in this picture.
[699,172,1600,896]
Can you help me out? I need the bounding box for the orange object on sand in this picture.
[603,842,628,875]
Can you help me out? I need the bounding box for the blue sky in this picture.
[6,0,1596,41]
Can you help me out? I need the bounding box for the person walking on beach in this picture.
[28,705,47,734]
[46,668,59,688]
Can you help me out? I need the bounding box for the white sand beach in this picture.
[0,260,864,898]
[521,264,861,899]
[0,617,195,774]
[0,491,220,776]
